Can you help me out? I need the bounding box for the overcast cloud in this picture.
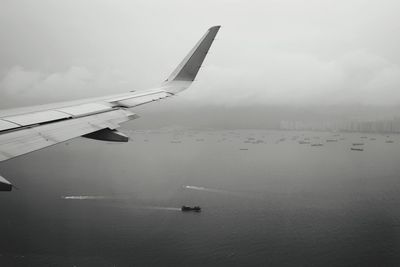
[1,0,400,108]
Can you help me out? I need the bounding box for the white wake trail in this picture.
[184,185,236,194]
[143,206,181,211]
[62,196,124,200]
[184,185,261,199]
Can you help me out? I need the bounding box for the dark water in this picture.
[1,129,400,266]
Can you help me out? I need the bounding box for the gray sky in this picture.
[1,0,400,109]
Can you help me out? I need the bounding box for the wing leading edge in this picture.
[0,26,221,191]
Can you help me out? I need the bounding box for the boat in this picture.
[352,143,364,146]
[326,139,338,142]
[311,143,323,146]
[351,147,364,151]
[181,206,201,212]
[385,140,394,143]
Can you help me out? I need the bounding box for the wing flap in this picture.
[0,120,19,131]
[56,102,112,117]
[0,109,135,162]
[3,110,71,126]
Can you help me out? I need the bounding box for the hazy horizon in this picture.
[1,0,400,116]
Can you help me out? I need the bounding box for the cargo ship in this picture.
[181,206,201,212]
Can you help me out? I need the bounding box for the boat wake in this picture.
[184,185,231,194]
[62,196,125,200]
[184,185,262,199]
[143,206,181,211]
[61,197,182,211]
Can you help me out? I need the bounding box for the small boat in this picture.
[181,206,201,212]
[385,140,394,143]
[311,143,323,146]
[326,139,338,142]
[352,143,364,146]
[351,147,364,151]
[239,148,249,151]
[298,141,310,144]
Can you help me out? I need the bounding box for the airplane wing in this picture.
[0,25,221,191]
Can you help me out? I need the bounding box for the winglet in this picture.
[165,26,220,83]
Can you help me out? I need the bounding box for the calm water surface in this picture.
[1,129,400,266]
